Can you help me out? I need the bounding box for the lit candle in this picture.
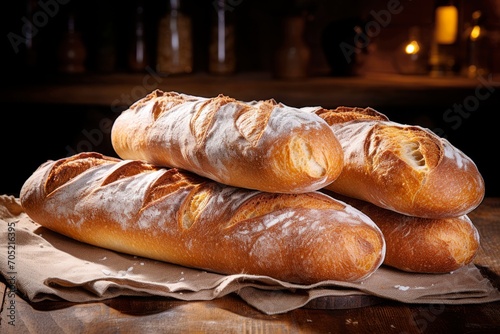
[470,25,481,41]
[405,40,420,55]
[434,5,458,44]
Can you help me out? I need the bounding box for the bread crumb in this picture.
[101,269,111,276]
[394,285,410,291]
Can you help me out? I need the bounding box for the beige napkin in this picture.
[1,195,499,315]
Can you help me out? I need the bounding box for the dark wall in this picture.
[3,104,120,197]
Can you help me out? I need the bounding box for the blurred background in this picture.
[1,0,499,197]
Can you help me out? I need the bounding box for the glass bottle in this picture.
[209,0,236,75]
[94,1,117,72]
[128,1,148,72]
[273,15,311,80]
[462,10,490,78]
[428,0,460,76]
[57,13,87,74]
[156,0,193,75]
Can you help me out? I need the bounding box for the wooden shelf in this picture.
[3,71,498,109]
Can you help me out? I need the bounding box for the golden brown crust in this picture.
[314,106,389,124]
[111,90,344,194]
[326,193,480,273]
[20,152,386,284]
[316,107,485,219]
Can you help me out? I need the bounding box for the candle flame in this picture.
[405,41,420,55]
[470,25,481,41]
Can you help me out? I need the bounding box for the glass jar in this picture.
[209,0,236,75]
[156,0,193,75]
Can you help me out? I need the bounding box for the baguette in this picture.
[314,106,485,219]
[20,152,385,284]
[110,90,344,194]
[325,192,480,273]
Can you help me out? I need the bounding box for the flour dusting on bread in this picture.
[111,90,344,193]
[20,152,385,284]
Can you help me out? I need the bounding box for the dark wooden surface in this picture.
[1,198,500,333]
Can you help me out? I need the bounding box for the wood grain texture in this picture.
[2,281,499,334]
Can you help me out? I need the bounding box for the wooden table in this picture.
[2,198,500,333]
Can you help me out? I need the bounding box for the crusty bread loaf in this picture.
[111,90,344,194]
[325,192,480,273]
[20,152,385,284]
[314,106,485,219]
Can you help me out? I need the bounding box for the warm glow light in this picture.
[405,41,420,55]
[470,25,481,41]
[435,6,458,44]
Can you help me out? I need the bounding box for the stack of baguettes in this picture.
[20,90,485,285]
[312,106,484,273]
